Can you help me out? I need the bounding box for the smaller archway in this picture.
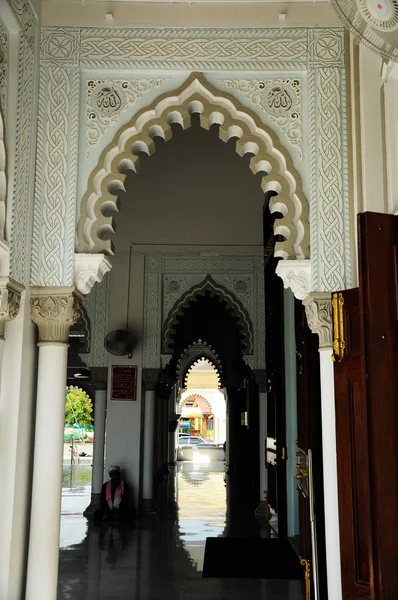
[179,358,227,445]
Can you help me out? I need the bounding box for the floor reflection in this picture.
[177,461,226,571]
[58,464,304,599]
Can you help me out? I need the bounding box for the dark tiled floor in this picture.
[58,464,304,599]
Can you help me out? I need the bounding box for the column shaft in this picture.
[25,345,68,600]
[319,347,342,600]
[258,391,267,502]
[142,390,156,501]
[92,389,107,495]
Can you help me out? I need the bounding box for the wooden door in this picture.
[295,301,328,599]
[358,212,398,600]
[264,256,287,536]
[334,288,371,599]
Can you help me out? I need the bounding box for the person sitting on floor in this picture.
[100,465,130,521]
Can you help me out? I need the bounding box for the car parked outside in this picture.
[178,435,206,446]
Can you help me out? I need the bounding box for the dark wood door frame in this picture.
[358,212,398,599]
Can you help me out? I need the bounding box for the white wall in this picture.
[104,253,145,509]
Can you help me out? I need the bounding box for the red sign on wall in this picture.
[111,365,137,401]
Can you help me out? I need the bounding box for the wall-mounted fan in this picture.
[331,0,398,61]
[104,330,137,358]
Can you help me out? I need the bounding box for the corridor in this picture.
[57,465,304,599]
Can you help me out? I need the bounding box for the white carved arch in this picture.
[77,73,310,262]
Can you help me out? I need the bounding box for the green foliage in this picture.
[65,386,93,426]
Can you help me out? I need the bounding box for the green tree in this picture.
[65,386,93,426]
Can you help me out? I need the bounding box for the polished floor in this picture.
[58,464,305,599]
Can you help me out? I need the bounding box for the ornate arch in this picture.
[175,340,223,384]
[77,73,309,262]
[184,356,221,388]
[179,393,213,414]
[162,276,253,354]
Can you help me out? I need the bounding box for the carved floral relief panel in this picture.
[86,78,166,157]
[219,78,303,159]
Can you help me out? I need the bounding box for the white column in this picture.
[319,347,342,600]
[92,389,107,496]
[259,391,267,502]
[0,288,35,600]
[304,293,342,600]
[26,345,68,600]
[142,390,156,502]
[26,287,81,600]
[85,384,107,514]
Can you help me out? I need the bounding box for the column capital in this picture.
[303,292,332,349]
[74,253,112,296]
[142,368,161,391]
[0,278,24,338]
[30,287,82,346]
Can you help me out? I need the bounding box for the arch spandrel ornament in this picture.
[77,73,310,263]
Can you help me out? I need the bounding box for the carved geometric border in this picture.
[40,27,345,71]
[7,0,38,285]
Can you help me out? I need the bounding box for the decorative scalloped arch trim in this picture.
[179,393,213,414]
[163,275,253,355]
[176,339,223,379]
[77,73,309,261]
[184,356,221,388]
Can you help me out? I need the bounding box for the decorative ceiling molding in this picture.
[162,274,254,355]
[77,73,309,262]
